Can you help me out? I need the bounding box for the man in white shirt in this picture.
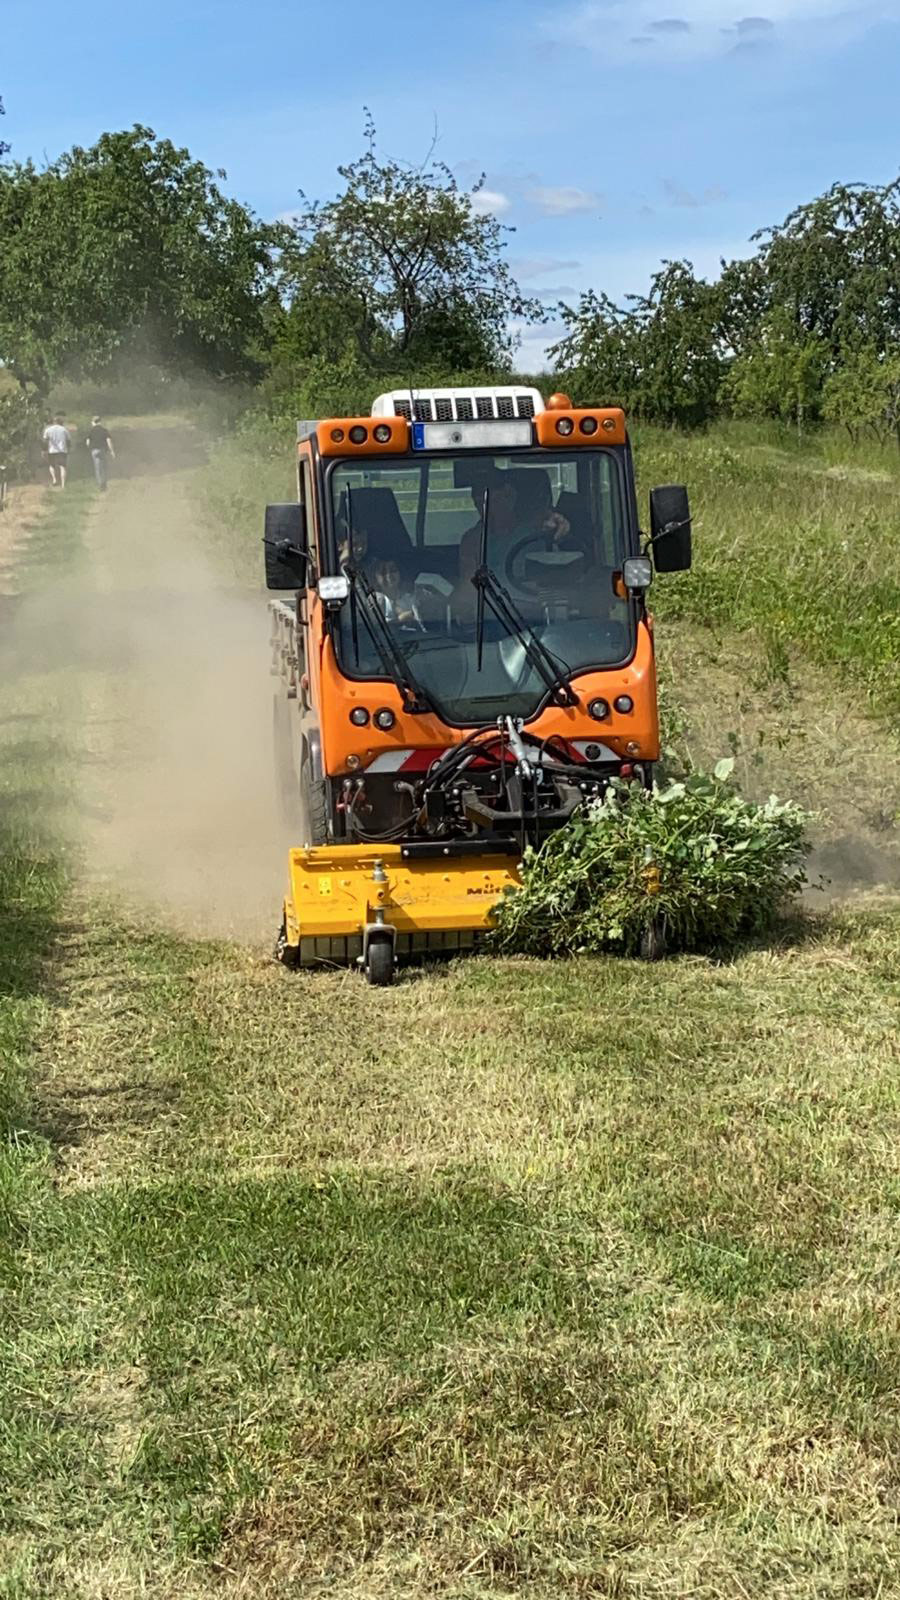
[42,415,72,488]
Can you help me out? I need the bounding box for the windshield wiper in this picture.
[472,487,576,709]
[345,562,432,714]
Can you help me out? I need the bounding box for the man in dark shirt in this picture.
[85,416,115,491]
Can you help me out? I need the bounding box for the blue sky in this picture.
[4,0,899,369]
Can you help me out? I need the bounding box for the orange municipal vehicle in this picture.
[265,385,691,984]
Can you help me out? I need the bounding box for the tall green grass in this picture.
[633,424,900,721]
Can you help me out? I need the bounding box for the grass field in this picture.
[1,420,899,1598]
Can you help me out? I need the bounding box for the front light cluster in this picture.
[555,415,602,437]
[588,695,635,721]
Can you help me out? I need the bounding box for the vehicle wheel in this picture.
[640,913,667,962]
[365,937,395,986]
[275,917,300,969]
[272,694,300,825]
[300,751,331,845]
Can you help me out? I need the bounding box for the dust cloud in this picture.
[4,425,296,945]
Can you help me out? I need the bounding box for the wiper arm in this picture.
[471,562,577,709]
[345,563,432,715]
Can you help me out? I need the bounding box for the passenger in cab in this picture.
[371,556,423,630]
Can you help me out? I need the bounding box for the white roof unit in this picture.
[371,386,545,423]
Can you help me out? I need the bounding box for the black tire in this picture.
[640,913,667,962]
[300,751,331,845]
[365,937,395,986]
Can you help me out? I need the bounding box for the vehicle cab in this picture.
[265,386,691,849]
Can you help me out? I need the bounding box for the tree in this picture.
[276,113,542,375]
[0,96,9,159]
[750,179,900,360]
[552,261,724,428]
[0,126,281,394]
[723,307,827,434]
[823,345,900,447]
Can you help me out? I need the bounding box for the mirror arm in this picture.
[264,536,316,583]
[642,515,692,562]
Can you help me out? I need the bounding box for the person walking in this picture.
[85,416,115,491]
[42,415,72,488]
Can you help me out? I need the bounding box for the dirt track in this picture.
[8,427,292,943]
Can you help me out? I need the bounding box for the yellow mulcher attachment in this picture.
[278,844,522,985]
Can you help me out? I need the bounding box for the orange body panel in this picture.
[535,407,626,448]
[308,610,659,775]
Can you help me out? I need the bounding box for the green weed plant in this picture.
[492,764,809,957]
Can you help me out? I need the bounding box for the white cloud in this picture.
[527,185,603,216]
[510,256,583,278]
[661,178,728,208]
[550,0,900,59]
[470,188,511,216]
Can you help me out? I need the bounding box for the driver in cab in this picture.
[453,467,571,620]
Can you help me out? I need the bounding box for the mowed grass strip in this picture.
[4,904,899,1595]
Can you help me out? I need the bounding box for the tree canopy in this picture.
[552,261,725,430]
[0,126,280,395]
[549,175,900,437]
[2,106,898,446]
[274,113,542,379]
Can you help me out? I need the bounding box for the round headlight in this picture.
[580,416,598,435]
[350,706,369,726]
[588,698,610,721]
[330,427,345,442]
[374,707,396,731]
[348,425,368,444]
[556,417,575,436]
[614,695,634,714]
[373,424,392,444]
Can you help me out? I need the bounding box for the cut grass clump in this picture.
[492,767,809,957]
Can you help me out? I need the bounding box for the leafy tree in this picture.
[0,385,43,477]
[750,179,900,359]
[823,345,900,447]
[723,307,827,434]
[276,114,542,376]
[0,126,280,395]
[553,261,724,428]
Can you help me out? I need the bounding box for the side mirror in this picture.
[649,485,692,573]
[264,502,308,590]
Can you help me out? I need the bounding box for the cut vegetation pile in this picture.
[492,766,809,958]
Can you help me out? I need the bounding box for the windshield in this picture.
[329,450,634,725]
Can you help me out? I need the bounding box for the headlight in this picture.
[374,708,396,731]
[588,698,610,721]
[622,556,653,591]
[556,417,575,436]
[614,695,634,714]
[348,425,368,444]
[350,706,369,726]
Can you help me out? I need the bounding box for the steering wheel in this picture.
[504,531,556,593]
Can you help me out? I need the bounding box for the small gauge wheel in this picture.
[365,938,395,986]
